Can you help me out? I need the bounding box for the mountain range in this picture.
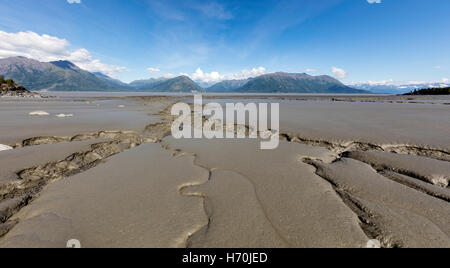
[351,81,450,94]
[144,76,203,92]
[128,76,203,92]
[234,72,367,93]
[0,57,128,91]
[1,56,370,93]
[129,77,169,89]
[206,79,252,92]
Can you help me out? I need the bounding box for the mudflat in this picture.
[0,94,449,248]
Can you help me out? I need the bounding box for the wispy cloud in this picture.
[367,0,381,4]
[193,1,233,20]
[146,0,232,21]
[67,0,81,4]
[142,0,233,71]
[147,0,186,21]
[147,67,160,73]
[0,30,126,77]
[162,73,176,78]
[238,0,345,60]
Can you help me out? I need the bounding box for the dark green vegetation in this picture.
[0,76,30,93]
[0,76,15,86]
[404,87,450,95]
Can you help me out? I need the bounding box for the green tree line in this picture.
[405,87,450,95]
[0,76,15,85]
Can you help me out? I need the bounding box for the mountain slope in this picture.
[0,57,203,92]
[207,79,250,92]
[0,57,127,91]
[149,76,203,92]
[129,77,169,90]
[93,72,128,87]
[234,72,369,93]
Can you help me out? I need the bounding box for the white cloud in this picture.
[66,48,127,76]
[229,67,266,80]
[0,30,126,77]
[147,67,160,73]
[191,68,223,83]
[67,0,81,4]
[332,66,348,79]
[367,0,381,4]
[189,67,266,83]
[442,78,449,83]
[305,68,317,73]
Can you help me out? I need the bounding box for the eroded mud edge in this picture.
[279,133,450,162]
[0,104,175,239]
[302,157,403,248]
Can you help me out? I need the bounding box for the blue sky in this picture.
[0,0,448,84]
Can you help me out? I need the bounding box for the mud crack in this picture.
[280,133,450,162]
[302,157,402,248]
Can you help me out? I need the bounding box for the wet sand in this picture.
[0,93,448,248]
[278,100,450,151]
[0,143,209,248]
[0,98,164,145]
